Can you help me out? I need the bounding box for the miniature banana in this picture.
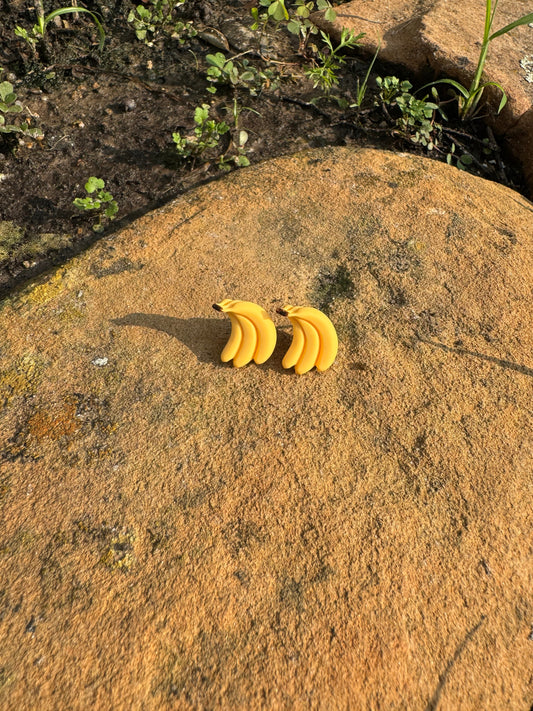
[277,305,338,374]
[213,300,277,367]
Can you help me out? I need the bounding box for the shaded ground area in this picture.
[0,0,528,294]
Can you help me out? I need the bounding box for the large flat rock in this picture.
[1,148,532,709]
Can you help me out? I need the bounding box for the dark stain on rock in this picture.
[311,264,354,314]
[233,569,250,587]
[418,309,441,337]
[389,244,417,273]
[90,257,144,278]
[445,213,464,241]
[279,577,305,613]
[223,519,264,559]
[73,519,137,572]
[347,213,390,252]
[413,432,427,457]
[388,286,407,306]
[147,519,175,554]
[494,227,517,255]
[348,361,368,371]
[0,473,11,503]
[1,421,35,463]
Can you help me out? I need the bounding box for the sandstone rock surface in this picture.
[315,0,533,196]
[0,148,532,710]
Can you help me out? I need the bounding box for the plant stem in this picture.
[464,0,498,117]
[35,0,45,35]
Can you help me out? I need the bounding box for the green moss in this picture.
[20,270,66,305]
[0,221,25,262]
[100,529,137,571]
[0,528,37,558]
[0,666,15,693]
[0,222,73,265]
[0,474,11,505]
[310,264,355,314]
[446,212,465,241]
[0,353,46,407]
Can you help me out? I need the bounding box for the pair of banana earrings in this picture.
[212,299,338,374]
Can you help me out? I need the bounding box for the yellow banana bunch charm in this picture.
[277,305,338,374]
[213,300,277,368]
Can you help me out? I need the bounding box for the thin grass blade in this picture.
[419,78,470,98]
[44,7,105,50]
[478,80,507,112]
[490,13,533,40]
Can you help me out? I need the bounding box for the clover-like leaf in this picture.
[85,177,105,194]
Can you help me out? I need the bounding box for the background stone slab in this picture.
[0,147,532,709]
[315,0,533,196]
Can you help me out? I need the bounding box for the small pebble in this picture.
[91,357,109,367]
[124,99,136,112]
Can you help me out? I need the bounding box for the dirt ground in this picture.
[0,0,527,295]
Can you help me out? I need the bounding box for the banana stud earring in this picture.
[213,300,277,368]
[277,305,338,374]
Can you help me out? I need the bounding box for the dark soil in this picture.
[0,0,527,297]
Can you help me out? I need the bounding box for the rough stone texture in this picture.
[315,0,533,197]
[0,147,532,710]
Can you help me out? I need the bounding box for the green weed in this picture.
[15,0,105,52]
[73,177,118,232]
[422,0,533,119]
[350,41,381,109]
[172,104,230,161]
[205,52,279,96]
[305,28,364,94]
[251,0,337,53]
[0,81,43,140]
[127,0,195,45]
[377,76,444,150]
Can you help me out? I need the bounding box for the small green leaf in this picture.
[206,53,227,69]
[490,12,533,40]
[85,177,105,193]
[324,8,337,22]
[268,1,289,21]
[105,201,118,219]
[286,20,301,35]
[0,82,13,102]
[194,104,210,125]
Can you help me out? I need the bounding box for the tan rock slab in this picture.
[315,0,533,196]
[0,147,532,710]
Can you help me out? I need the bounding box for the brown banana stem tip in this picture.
[276,308,289,316]
[212,303,223,312]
